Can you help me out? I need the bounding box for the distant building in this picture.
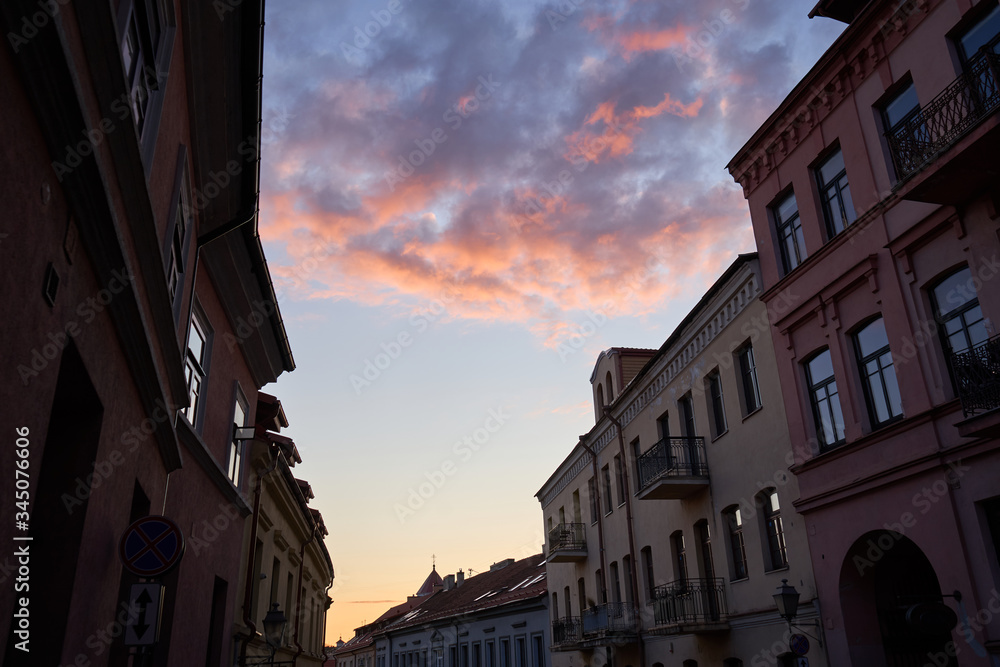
[331,567,443,667]
[728,0,1000,664]
[234,392,335,666]
[369,556,549,667]
[537,254,828,666]
[0,0,298,665]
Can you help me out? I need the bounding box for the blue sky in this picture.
[255,0,846,642]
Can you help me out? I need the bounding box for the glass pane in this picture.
[944,317,963,335]
[808,350,834,384]
[949,330,969,353]
[818,397,836,444]
[830,385,845,441]
[189,321,205,362]
[960,5,1000,60]
[840,180,856,224]
[884,82,920,128]
[857,318,890,357]
[794,224,807,262]
[818,149,846,185]
[882,362,903,418]
[769,491,780,512]
[868,374,890,423]
[776,192,798,221]
[967,318,989,349]
[932,267,975,317]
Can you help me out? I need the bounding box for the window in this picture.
[531,636,544,667]
[614,455,626,505]
[630,438,641,491]
[499,639,509,667]
[932,267,988,355]
[806,349,846,450]
[228,389,248,485]
[679,394,696,437]
[854,318,903,426]
[551,592,558,619]
[119,0,172,139]
[577,578,587,613]
[588,477,598,524]
[485,642,495,667]
[601,465,613,515]
[772,190,806,274]
[165,182,191,309]
[737,343,762,414]
[605,371,614,403]
[563,586,571,618]
[622,555,633,604]
[514,638,526,667]
[982,497,1000,573]
[610,562,621,604]
[881,80,922,180]
[882,81,920,130]
[184,310,209,426]
[596,383,605,413]
[816,147,856,237]
[697,520,716,580]
[641,547,655,599]
[595,569,606,604]
[958,4,1000,62]
[760,490,788,570]
[672,531,688,584]
[724,506,748,580]
[707,371,727,438]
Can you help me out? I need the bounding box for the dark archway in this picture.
[840,530,956,667]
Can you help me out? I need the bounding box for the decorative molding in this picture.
[540,268,761,507]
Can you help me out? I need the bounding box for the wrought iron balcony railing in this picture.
[551,617,583,646]
[951,334,1000,417]
[581,603,639,636]
[637,437,708,490]
[548,523,587,553]
[886,50,1000,180]
[652,578,728,630]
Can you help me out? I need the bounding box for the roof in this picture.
[381,554,547,633]
[588,348,658,383]
[416,566,444,597]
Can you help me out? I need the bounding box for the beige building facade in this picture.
[537,254,828,667]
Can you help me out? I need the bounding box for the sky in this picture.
[256,0,846,645]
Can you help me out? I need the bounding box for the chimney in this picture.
[444,574,455,590]
[456,569,465,586]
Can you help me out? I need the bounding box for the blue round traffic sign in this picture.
[118,515,185,577]
[789,633,809,656]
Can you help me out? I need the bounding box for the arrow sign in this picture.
[125,584,163,646]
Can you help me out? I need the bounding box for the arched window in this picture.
[722,505,748,580]
[605,371,614,403]
[596,383,605,412]
[757,489,788,570]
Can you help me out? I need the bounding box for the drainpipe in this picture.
[240,445,283,665]
[576,439,608,608]
[603,408,645,667]
[322,577,335,660]
[293,523,320,663]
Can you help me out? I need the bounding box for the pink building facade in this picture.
[729,1,1000,665]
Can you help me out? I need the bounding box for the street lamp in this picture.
[772,579,823,647]
[263,603,288,663]
[773,579,800,623]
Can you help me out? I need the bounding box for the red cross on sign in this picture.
[118,516,185,578]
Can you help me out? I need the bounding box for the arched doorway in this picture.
[840,530,957,666]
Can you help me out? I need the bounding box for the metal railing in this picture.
[551,617,583,646]
[652,578,728,628]
[581,603,639,636]
[886,50,1000,180]
[951,334,1000,417]
[548,523,587,553]
[637,437,708,490]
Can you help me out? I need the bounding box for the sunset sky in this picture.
[255,0,846,644]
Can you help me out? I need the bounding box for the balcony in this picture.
[953,335,1000,438]
[886,50,1000,204]
[550,617,583,651]
[580,603,639,645]
[649,578,729,635]
[547,523,587,563]
[635,437,709,500]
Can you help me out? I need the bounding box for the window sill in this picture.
[741,406,763,422]
[729,576,750,584]
[711,428,729,443]
[764,565,790,575]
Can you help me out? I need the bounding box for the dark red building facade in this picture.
[0,0,297,664]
